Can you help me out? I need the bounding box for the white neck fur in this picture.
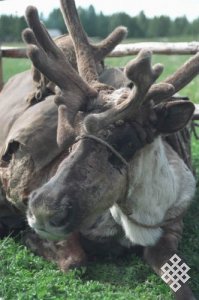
[110,137,195,246]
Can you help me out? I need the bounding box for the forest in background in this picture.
[0,5,199,42]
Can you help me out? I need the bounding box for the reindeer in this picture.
[16,1,199,299]
[0,1,198,299]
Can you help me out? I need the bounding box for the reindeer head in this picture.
[23,0,196,240]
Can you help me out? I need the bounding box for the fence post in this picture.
[0,48,3,90]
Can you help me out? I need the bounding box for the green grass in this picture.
[0,49,199,300]
[2,58,31,83]
[0,238,174,300]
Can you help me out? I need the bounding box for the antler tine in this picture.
[124,50,163,110]
[92,26,128,61]
[85,50,163,133]
[146,82,175,103]
[60,1,128,88]
[56,102,76,147]
[144,52,199,104]
[25,6,60,57]
[163,52,199,93]
[60,0,99,86]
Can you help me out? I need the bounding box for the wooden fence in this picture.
[1,42,199,122]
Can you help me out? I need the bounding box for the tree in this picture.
[0,6,198,43]
[0,15,26,42]
[108,13,132,33]
[172,16,189,36]
[147,16,172,37]
[188,18,199,38]
[136,11,149,38]
[87,5,97,36]
[45,9,66,33]
[96,12,109,38]
[128,17,143,38]
[78,5,97,36]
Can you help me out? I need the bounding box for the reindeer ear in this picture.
[154,100,194,134]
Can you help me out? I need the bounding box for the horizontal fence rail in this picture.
[109,41,199,56]
[1,42,199,59]
[193,104,199,120]
[1,46,27,58]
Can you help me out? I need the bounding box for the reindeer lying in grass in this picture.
[1,0,199,299]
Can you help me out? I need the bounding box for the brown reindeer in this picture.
[20,1,199,299]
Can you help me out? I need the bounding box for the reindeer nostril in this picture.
[48,204,74,228]
[49,216,67,228]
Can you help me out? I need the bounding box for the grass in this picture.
[0,48,199,300]
[2,58,31,83]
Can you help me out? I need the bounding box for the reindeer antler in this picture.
[23,6,101,146]
[60,0,108,90]
[84,50,171,132]
[23,2,128,146]
[23,6,97,99]
[56,0,176,133]
[59,0,128,92]
[85,49,199,133]
[164,54,199,93]
[92,26,127,62]
[23,0,199,141]
[60,0,98,86]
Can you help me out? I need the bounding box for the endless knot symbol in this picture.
[161,254,190,292]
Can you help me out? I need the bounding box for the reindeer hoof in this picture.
[58,255,87,273]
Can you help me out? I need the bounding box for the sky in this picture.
[0,0,199,21]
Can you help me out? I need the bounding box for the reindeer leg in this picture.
[0,222,8,238]
[23,231,87,272]
[143,220,196,300]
